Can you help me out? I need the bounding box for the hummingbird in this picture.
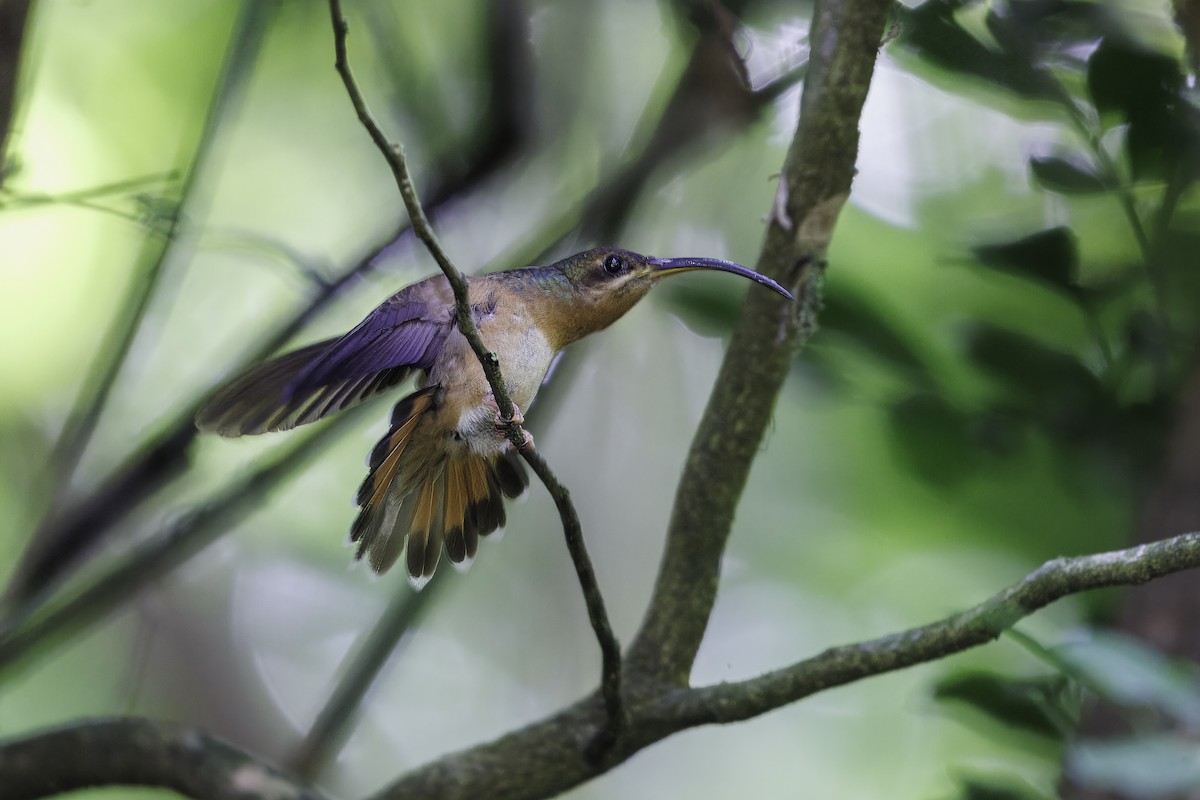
[197,247,793,587]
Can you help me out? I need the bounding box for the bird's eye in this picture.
[603,254,625,275]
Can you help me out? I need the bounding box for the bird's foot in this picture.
[501,403,525,428]
[485,395,524,426]
[487,396,533,450]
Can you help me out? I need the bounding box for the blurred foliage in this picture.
[3,0,1200,798]
[936,631,1200,799]
[676,0,1196,508]
[897,0,1200,796]
[1057,632,1200,726]
[951,773,1054,800]
[1068,733,1200,797]
[934,669,1079,741]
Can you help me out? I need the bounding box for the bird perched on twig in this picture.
[197,247,793,587]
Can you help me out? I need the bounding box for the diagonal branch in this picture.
[666,532,1200,725]
[326,0,623,746]
[365,531,1200,800]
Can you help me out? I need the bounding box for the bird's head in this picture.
[548,247,794,344]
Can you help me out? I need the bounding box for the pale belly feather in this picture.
[436,298,558,455]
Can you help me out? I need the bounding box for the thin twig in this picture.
[1,170,178,208]
[1058,99,1173,345]
[327,0,624,749]
[328,1,515,428]
[520,447,624,751]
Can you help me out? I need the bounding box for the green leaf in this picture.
[1029,155,1109,194]
[894,1,1058,100]
[973,227,1081,297]
[1055,631,1200,725]
[1087,38,1196,182]
[819,288,932,379]
[1087,38,1182,119]
[934,670,1072,739]
[965,325,1110,441]
[956,773,1053,800]
[887,393,976,484]
[1068,734,1200,797]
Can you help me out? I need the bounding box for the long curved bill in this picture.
[649,257,795,301]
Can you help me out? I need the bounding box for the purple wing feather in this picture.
[284,301,445,399]
[197,295,454,437]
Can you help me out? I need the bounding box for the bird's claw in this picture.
[500,404,525,427]
[487,396,524,427]
[487,396,533,449]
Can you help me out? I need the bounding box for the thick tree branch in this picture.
[326,0,623,744]
[0,718,326,800]
[625,0,893,684]
[365,532,1200,800]
[669,533,1200,725]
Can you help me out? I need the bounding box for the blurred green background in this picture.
[3,0,1199,798]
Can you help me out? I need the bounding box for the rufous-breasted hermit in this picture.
[197,247,794,587]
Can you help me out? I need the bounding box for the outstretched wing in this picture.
[197,294,454,437]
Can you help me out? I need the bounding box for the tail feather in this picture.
[473,467,509,538]
[453,454,495,563]
[406,473,446,585]
[350,388,437,570]
[493,451,530,500]
[351,389,529,587]
[354,391,433,509]
[443,458,470,564]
